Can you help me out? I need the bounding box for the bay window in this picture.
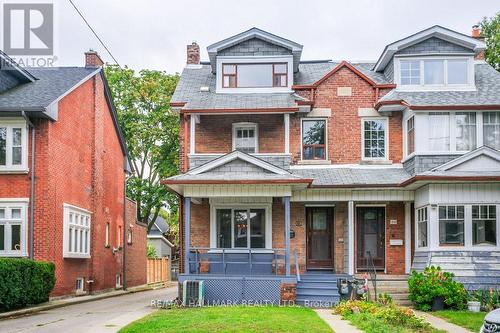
[455,112,476,151]
[484,112,500,150]
[0,121,27,171]
[439,205,465,246]
[215,208,268,249]
[429,112,450,151]
[417,207,428,248]
[222,63,288,88]
[362,118,387,159]
[63,204,91,258]
[302,119,326,160]
[0,201,27,256]
[472,205,496,246]
[232,123,258,153]
[406,116,415,155]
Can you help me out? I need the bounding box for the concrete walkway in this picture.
[0,286,177,333]
[314,308,363,333]
[414,310,475,333]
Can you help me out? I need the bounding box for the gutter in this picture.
[21,111,36,260]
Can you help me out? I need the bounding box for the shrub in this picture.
[408,266,467,311]
[0,258,56,311]
[470,288,500,312]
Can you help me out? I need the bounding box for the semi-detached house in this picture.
[164,25,500,305]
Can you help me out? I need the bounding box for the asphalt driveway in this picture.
[0,286,177,333]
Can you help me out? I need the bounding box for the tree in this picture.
[105,65,180,230]
[479,12,500,71]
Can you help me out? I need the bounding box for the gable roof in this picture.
[374,25,486,72]
[431,146,500,172]
[207,27,303,72]
[0,50,37,83]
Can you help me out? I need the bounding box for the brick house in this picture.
[0,50,147,296]
[164,26,500,306]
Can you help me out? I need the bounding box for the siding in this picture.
[415,183,500,207]
[218,38,292,57]
[395,37,472,55]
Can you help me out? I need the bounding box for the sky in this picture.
[17,0,500,72]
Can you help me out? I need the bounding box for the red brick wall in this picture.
[385,202,406,275]
[125,199,147,287]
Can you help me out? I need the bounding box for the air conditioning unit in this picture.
[182,280,205,307]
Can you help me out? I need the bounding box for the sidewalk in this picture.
[314,308,363,333]
[414,310,475,333]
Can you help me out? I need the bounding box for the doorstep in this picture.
[0,284,159,320]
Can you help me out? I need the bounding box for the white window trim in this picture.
[472,204,497,247]
[395,56,475,91]
[209,203,272,251]
[361,117,389,161]
[415,206,429,250]
[0,119,28,173]
[232,122,259,153]
[0,200,28,257]
[216,55,294,94]
[63,203,92,259]
[300,118,328,161]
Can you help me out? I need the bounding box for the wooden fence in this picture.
[147,257,171,285]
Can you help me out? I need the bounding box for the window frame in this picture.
[396,56,474,91]
[483,111,500,151]
[406,116,415,156]
[232,122,258,153]
[361,117,389,161]
[0,200,28,257]
[221,62,288,89]
[63,204,91,259]
[210,203,272,251]
[438,205,465,246]
[301,118,328,161]
[0,119,28,172]
[472,205,497,247]
[416,206,429,249]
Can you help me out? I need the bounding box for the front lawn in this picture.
[344,312,444,333]
[433,310,486,332]
[119,306,332,333]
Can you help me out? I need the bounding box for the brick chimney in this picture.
[85,49,104,67]
[186,42,200,65]
[471,25,486,61]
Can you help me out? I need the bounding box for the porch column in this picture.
[405,202,412,274]
[284,196,291,276]
[284,114,290,154]
[348,201,355,275]
[184,197,191,274]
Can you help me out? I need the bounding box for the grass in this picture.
[433,310,486,332]
[344,312,445,333]
[119,306,333,333]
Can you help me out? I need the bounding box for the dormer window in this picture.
[397,57,473,90]
[222,63,288,88]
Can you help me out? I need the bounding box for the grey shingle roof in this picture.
[378,63,500,106]
[294,62,337,85]
[167,172,304,182]
[149,215,169,235]
[0,67,98,111]
[291,167,411,186]
[352,63,391,85]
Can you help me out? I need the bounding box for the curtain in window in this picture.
[484,112,500,150]
[429,113,450,151]
[455,112,476,151]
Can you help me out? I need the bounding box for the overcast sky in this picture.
[50,0,499,73]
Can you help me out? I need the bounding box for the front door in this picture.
[356,207,385,270]
[306,207,334,269]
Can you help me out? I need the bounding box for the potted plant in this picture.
[467,292,481,312]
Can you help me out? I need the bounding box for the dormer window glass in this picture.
[400,60,420,85]
[447,60,468,84]
[221,63,288,88]
[424,60,444,85]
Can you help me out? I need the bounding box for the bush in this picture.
[470,288,500,312]
[0,258,56,311]
[408,266,467,311]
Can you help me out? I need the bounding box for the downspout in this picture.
[22,111,35,260]
[122,175,127,290]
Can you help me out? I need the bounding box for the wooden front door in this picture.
[356,207,385,270]
[306,207,334,269]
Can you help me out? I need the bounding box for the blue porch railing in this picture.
[188,247,294,276]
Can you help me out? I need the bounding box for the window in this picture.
[447,59,468,84]
[455,112,476,151]
[406,116,415,155]
[63,204,91,258]
[117,225,122,248]
[105,223,110,247]
[439,205,465,246]
[0,121,27,171]
[127,228,133,244]
[484,112,500,150]
[472,205,497,246]
[215,208,267,249]
[400,60,420,85]
[0,202,27,256]
[222,63,288,88]
[429,112,450,151]
[424,60,445,85]
[75,278,84,292]
[232,123,258,153]
[116,274,122,288]
[302,119,326,160]
[417,207,428,248]
[363,119,387,159]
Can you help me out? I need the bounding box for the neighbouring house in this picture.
[148,215,175,258]
[0,50,146,296]
[164,25,500,306]
[125,198,148,288]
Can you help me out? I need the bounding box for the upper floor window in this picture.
[455,112,476,151]
[406,116,415,155]
[484,112,500,150]
[232,123,258,153]
[222,63,288,88]
[428,112,450,151]
[302,119,326,160]
[398,57,471,89]
[362,118,388,159]
[0,121,27,171]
